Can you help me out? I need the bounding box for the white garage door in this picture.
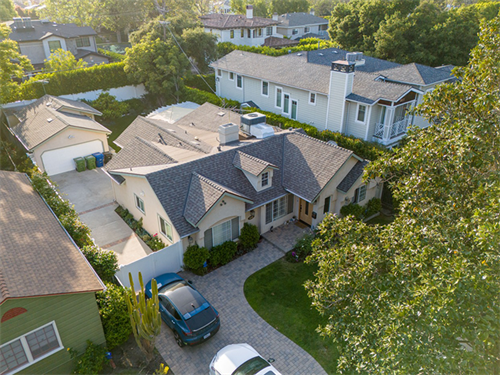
[41,140,104,176]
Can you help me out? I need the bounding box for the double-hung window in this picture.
[266,27,272,36]
[283,94,290,114]
[309,92,316,105]
[134,194,145,213]
[76,37,90,48]
[48,40,61,53]
[353,185,367,204]
[0,322,63,375]
[265,195,293,224]
[159,215,173,242]
[241,29,245,38]
[236,75,242,89]
[261,172,269,187]
[261,81,269,96]
[304,27,310,33]
[217,69,222,77]
[323,196,331,214]
[275,87,282,108]
[204,217,239,249]
[357,104,367,123]
[229,72,234,81]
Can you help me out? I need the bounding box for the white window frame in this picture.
[292,29,298,35]
[261,81,269,97]
[266,26,272,36]
[309,92,316,105]
[283,93,290,115]
[134,194,145,214]
[212,219,232,247]
[356,104,367,123]
[304,26,310,33]
[291,99,298,120]
[0,321,63,375]
[158,215,173,242]
[229,72,234,81]
[275,87,283,109]
[261,171,269,187]
[217,69,222,77]
[75,37,90,48]
[236,75,243,89]
[353,185,367,204]
[48,40,61,53]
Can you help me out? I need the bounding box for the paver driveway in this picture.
[52,169,151,264]
[156,239,327,375]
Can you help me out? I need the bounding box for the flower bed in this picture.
[114,205,166,251]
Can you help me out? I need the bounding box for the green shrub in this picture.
[181,87,240,108]
[142,234,151,242]
[146,235,166,251]
[294,232,315,259]
[96,283,132,349]
[239,223,260,251]
[365,197,382,218]
[97,48,125,62]
[59,213,93,248]
[81,245,118,282]
[183,244,210,271]
[340,203,365,220]
[85,92,129,121]
[69,340,108,375]
[210,241,237,267]
[184,74,215,92]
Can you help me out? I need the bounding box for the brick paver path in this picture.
[155,239,327,375]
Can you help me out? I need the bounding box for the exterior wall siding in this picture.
[33,127,109,171]
[326,71,350,132]
[206,27,277,47]
[18,41,46,65]
[0,293,105,375]
[343,101,369,140]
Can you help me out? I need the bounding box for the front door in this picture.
[299,198,313,226]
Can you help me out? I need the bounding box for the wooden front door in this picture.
[299,198,313,226]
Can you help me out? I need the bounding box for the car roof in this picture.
[161,281,207,316]
[215,344,261,373]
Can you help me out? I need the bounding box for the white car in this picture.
[209,343,282,375]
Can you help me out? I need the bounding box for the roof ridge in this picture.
[192,172,225,193]
[237,150,271,166]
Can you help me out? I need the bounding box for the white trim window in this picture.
[236,75,242,89]
[261,171,269,187]
[275,87,282,108]
[229,72,234,81]
[356,104,367,123]
[48,40,61,53]
[217,69,222,77]
[204,217,239,249]
[134,194,145,214]
[292,29,298,35]
[261,81,269,97]
[0,322,63,375]
[75,37,90,48]
[158,215,173,242]
[266,27,272,36]
[291,99,298,120]
[283,93,290,114]
[265,195,293,224]
[309,92,316,105]
[304,26,310,33]
[353,185,367,204]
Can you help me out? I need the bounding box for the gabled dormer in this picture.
[233,151,278,192]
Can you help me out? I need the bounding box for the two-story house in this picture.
[201,5,281,47]
[5,17,109,70]
[103,103,381,255]
[211,49,455,147]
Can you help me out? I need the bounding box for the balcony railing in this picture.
[373,117,410,143]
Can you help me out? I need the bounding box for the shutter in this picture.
[287,194,294,214]
[231,217,239,240]
[204,228,213,250]
[265,203,272,224]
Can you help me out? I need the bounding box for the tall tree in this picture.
[270,0,310,15]
[0,24,32,104]
[43,49,88,72]
[306,15,500,374]
[39,0,107,30]
[181,27,217,73]
[0,0,15,22]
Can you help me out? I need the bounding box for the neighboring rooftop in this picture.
[377,62,455,86]
[0,171,104,304]
[200,13,279,29]
[277,12,329,27]
[5,18,97,43]
[262,36,299,48]
[338,160,369,192]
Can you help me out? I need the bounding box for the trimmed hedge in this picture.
[184,74,215,92]
[183,244,210,273]
[10,62,140,102]
[209,241,237,267]
[239,223,260,251]
[97,48,125,62]
[81,245,119,283]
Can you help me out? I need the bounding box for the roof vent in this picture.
[47,118,53,123]
[297,53,303,56]
[13,17,23,28]
[319,53,324,56]
[167,129,176,133]
[217,111,225,117]
[190,122,195,126]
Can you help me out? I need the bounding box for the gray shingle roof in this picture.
[277,12,329,27]
[377,63,454,86]
[10,96,110,150]
[6,19,97,42]
[105,137,177,172]
[233,150,277,176]
[338,160,368,192]
[211,50,331,94]
[142,130,360,238]
[262,36,300,48]
[184,172,251,226]
[200,13,279,29]
[348,72,414,104]
[173,102,241,132]
[0,171,104,304]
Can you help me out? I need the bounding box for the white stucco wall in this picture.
[207,26,277,46]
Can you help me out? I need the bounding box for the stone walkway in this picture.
[155,239,327,375]
[262,221,313,252]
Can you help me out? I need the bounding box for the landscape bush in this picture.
[340,203,365,220]
[209,241,237,267]
[285,232,315,262]
[69,340,108,375]
[183,244,210,273]
[238,223,260,251]
[182,87,239,109]
[96,283,132,349]
[184,74,215,92]
[81,245,119,283]
[84,92,129,121]
[97,48,125,62]
[365,197,382,218]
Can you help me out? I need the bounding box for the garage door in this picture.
[41,140,104,176]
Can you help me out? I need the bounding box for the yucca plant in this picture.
[126,272,161,362]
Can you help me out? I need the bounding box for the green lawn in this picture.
[366,212,394,225]
[104,114,137,151]
[244,259,341,375]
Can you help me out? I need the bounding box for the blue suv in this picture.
[145,273,220,347]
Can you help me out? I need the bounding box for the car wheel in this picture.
[173,330,185,347]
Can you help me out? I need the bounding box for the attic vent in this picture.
[332,50,338,53]
[297,53,303,56]
[319,53,324,56]
[217,112,225,117]
[47,118,53,122]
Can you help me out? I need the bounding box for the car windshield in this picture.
[232,356,269,375]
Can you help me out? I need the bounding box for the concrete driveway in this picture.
[155,239,327,375]
[52,169,151,265]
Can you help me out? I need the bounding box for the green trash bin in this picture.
[84,155,96,170]
[73,157,86,172]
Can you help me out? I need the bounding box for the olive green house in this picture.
[0,171,106,374]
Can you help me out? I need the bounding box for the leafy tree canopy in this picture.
[0,24,32,104]
[43,49,88,72]
[306,15,500,374]
[0,0,15,22]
